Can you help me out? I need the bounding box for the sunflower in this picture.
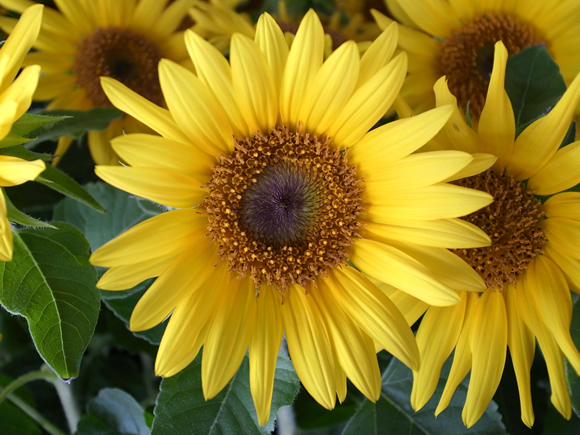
[395,41,580,428]
[89,11,494,425]
[0,4,46,261]
[374,0,580,119]
[0,0,198,166]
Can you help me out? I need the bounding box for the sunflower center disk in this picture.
[202,126,365,290]
[452,171,545,290]
[437,13,543,118]
[73,27,163,107]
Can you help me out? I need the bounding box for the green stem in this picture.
[50,377,81,433]
[0,370,56,406]
[7,393,67,435]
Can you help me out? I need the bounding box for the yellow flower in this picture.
[0,0,197,166]
[375,0,580,118]
[89,11,493,425]
[397,41,580,429]
[0,4,46,261]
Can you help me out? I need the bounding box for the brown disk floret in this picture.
[73,27,163,107]
[201,126,365,291]
[438,12,544,118]
[453,171,545,290]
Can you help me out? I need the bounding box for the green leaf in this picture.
[505,45,567,136]
[37,165,106,212]
[294,387,360,430]
[53,182,163,343]
[0,222,100,380]
[342,357,507,435]
[0,145,53,162]
[152,351,300,434]
[0,375,40,435]
[0,113,69,148]
[76,388,150,435]
[25,108,122,146]
[567,298,580,414]
[3,189,56,229]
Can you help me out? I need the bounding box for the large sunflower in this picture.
[0,0,197,166]
[0,4,46,261]
[374,0,580,118]
[396,42,580,428]
[89,11,494,424]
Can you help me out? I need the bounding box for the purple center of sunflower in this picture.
[73,27,163,107]
[201,126,365,290]
[437,12,544,119]
[453,171,545,289]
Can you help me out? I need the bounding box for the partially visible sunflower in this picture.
[0,4,46,260]
[374,0,580,118]
[393,41,580,428]
[90,11,494,425]
[0,0,197,166]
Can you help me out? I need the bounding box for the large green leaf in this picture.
[0,113,69,148]
[342,357,506,435]
[3,189,56,229]
[152,351,300,435]
[53,182,163,343]
[76,388,150,435]
[0,223,100,380]
[505,45,567,136]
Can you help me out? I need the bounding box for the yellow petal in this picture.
[378,284,429,327]
[155,264,230,378]
[544,242,580,293]
[87,126,120,166]
[250,288,284,426]
[436,292,478,415]
[504,284,535,428]
[348,105,453,170]
[184,29,249,138]
[159,59,234,156]
[0,65,39,120]
[0,191,12,261]
[111,133,215,179]
[463,290,507,428]
[0,156,45,187]
[478,42,515,170]
[325,52,407,148]
[52,136,73,166]
[130,241,217,332]
[299,41,359,136]
[97,255,176,291]
[327,267,419,371]
[279,9,324,128]
[95,166,205,209]
[351,238,460,306]
[543,192,580,220]
[357,22,398,88]
[362,218,490,249]
[281,285,336,410]
[100,77,192,145]
[0,99,17,140]
[202,277,257,399]
[528,140,580,195]
[230,33,277,134]
[393,0,459,38]
[509,73,580,181]
[90,208,206,267]
[525,256,580,374]
[542,217,580,259]
[443,153,498,182]
[411,293,467,411]
[314,278,381,401]
[254,13,288,100]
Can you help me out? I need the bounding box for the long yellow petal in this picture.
[528,141,580,195]
[351,238,460,306]
[542,217,580,259]
[299,41,359,136]
[250,288,284,426]
[281,285,336,410]
[463,290,507,428]
[0,156,44,186]
[0,192,12,261]
[279,9,324,128]
[394,0,459,38]
[159,59,234,156]
[443,153,497,182]
[504,284,535,428]
[325,52,407,148]
[90,208,206,267]
[478,42,515,170]
[231,33,277,134]
[254,13,288,101]
[509,73,580,181]
[202,277,257,399]
[544,242,580,293]
[95,166,206,209]
[411,293,467,411]
[378,283,429,326]
[349,105,453,169]
[314,278,381,401]
[97,255,176,291]
[357,22,398,88]
[328,267,420,371]
[0,65,39,120]
[130,241,217,332]
[543,192,580,220]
